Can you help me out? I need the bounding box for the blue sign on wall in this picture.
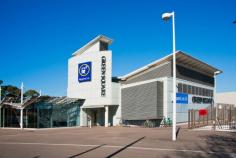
[78,62,92,82]
[176,93,188,104]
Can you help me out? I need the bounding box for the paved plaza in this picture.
[0,127,235,158]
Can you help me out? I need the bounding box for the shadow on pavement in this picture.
[174,132,236,158]
[105,136,145,158]
[68,144,106,158]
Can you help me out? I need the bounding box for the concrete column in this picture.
[105,106,109,127]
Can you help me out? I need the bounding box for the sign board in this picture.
[78,62,92,82]
[192,96,212,104]
[176,93,188,104]
[101,56,106,97]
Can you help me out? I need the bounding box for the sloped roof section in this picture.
[120,51,222,80]
[72,35,113,56]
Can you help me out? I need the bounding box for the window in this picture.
[192,86,195,95]
[210,90,213,97]
[203,89,206,96]
[199,88,203,96]
[196,87,199,95]
[192,86,196,95]
[183,84,187,93]
[178,83,213,97]
[188,85,192,94]
[178,83,183,93]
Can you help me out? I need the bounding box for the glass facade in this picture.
[178,83,213,97]
[0,96,84,128]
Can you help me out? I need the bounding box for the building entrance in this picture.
[88,108,105,126]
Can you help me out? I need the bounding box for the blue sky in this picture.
[0,0,235,96]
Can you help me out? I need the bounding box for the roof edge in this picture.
[119,50,222,80]
[72,35,113,56]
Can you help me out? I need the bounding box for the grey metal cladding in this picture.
[121,81,163,120]
[123,62,172,84]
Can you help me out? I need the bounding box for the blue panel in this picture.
[78,62,92,82]
[176,93,188,104]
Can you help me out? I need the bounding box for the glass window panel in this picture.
[188,85,191,94]
[183,84,187,93]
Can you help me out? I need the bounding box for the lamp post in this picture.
[20,82,24,129]
[0,80,3,102]
[162,12,176,141]
[214,71,221,120]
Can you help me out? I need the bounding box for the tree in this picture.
[0,80,3,85]
[1,85,21,97]
[24,89,39,97]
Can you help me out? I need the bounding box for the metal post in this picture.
[26,109,28,128]
[20,82,24,129]
[214,75,217,121]
[0,107,2,127]
[20,108,23,129]
[188,109,190,128]
[3,108,5,128]
[162,11,177,140]
[21,82,24,104]
[172,12,177,141]
[0,85,2,102]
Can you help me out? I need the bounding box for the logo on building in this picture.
[78,62,92,82]
[101,56,106,97]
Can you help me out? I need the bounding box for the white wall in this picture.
[111,82,121,125]
[216,92,236,106]
[67,41,120,126]
[165,77,214,122]
[67,50,113,106]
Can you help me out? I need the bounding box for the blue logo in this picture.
[78,62,92,82]
[176,93,188,104]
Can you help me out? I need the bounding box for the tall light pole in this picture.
[0,80,3,102]
[214,71,221,120]
[162,12,176,141]
[20,82,24,129]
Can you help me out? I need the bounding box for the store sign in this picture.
[176,93,188,104]
[192,96,212,104]
[101,56,106,97]
[78,62,92,82]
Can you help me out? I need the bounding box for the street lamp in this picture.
[162,11,176,141]
[214,70,221,120]
[20,82,24,129]
[0,80,3,102]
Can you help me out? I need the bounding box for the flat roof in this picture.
[120,51,222,80]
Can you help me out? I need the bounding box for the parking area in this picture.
[0,127,235,158]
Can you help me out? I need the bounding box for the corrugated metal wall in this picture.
[121,81,163,120]
[122,62,171,84]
